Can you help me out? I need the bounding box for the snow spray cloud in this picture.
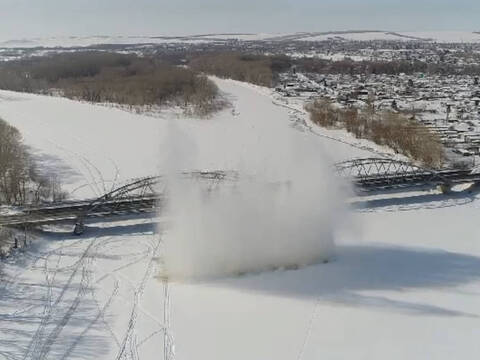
[159,115,350,280]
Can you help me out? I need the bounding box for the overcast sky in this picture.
[1,0,479,40]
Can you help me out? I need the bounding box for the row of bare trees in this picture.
[306,99,445,168]
[189,53,292,87]
[188,52,480,85]
[296,58,480,76]
[0,118,66,206]
[0,52,223,116]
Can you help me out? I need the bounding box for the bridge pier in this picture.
[468,181,480,192]
[438,184,452,194]
[73,221,85,236]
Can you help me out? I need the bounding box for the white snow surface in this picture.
[400,31,480,43]
[0,33,282,48]
[0,79,479,359]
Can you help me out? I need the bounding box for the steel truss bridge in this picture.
[334,158,480,192]
[0,160,479,234]
[0,171,237,235]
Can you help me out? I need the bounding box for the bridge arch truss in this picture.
[73,170,238,234]
[334,158,437,179]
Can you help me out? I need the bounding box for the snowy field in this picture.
[0,79,479,359]
[0,34,280,48]
[0,36,211,48]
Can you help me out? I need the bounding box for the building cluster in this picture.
[277,69,480,164]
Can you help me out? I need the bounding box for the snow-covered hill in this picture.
[0,35,211,48]
[0,79,479,359]
[296,30,480,43]
[0,33,283,48]
[2,31,480,48]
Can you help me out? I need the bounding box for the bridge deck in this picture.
[356,169,480,191]
[0,196,160,227]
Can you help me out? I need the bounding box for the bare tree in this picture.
[0,118,67,206]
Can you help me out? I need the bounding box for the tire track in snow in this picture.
[296,300,320,360]
[163,280,175,360]
[23,236,99,360]
[59,280,120,360]
[115,233,162,360]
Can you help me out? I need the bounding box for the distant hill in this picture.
[1,31,480,48]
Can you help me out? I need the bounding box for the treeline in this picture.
[0,52,222,116]
[0,118,66,205]
[296,58,480,76]
[306,100,444,168]
[188,52,480,88]
[189,53,292,87]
